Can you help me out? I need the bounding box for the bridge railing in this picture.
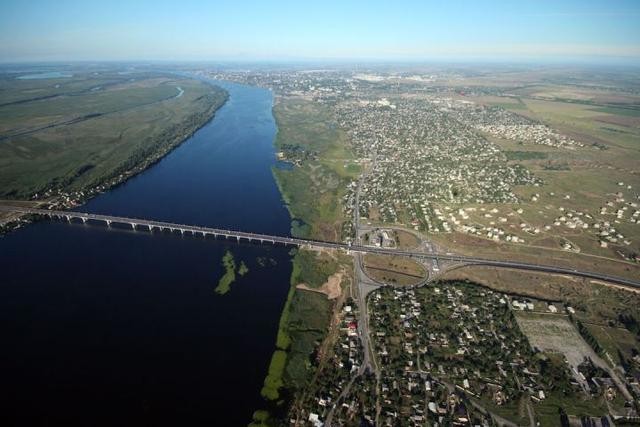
[2,205,639,288]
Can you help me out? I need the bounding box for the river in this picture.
[0,81,292,426]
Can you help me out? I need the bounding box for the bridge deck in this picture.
[2,205,639,289]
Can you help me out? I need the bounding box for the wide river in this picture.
[0,81,292,426]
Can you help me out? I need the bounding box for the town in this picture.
[213,68,640,426]
[210,69,639,262]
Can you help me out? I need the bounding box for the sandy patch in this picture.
[296,272,343,300]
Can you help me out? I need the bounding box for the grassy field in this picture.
[425,77,640,273]
[394,229,421,249]
[441,266,640,325]
[586,324,638,366]
[258,95,360,414]
[269,101,356,405]
[363,253,426,286]
[284,288,333,389]
[431,228,640,283]
[259,249,342,404]
[425,97,640,277]
[0,70,227,201]
[272,97,358,241]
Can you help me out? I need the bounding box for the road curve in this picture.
[2,205,639,289]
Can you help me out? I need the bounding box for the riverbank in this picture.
[253,95,359,424]
[0,74,228,232]
[0,78,292,427]
[270,97,359,241]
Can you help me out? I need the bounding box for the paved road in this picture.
[2,205,639,289]
[325,154,381,426]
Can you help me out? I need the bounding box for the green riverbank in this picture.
[252,97,358,425]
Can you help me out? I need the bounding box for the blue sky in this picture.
[1,0,639,62]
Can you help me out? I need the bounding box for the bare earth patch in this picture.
[516,312,601,393]
[297,272,343,300]
[516,313,593,368]
[516,312,633,400]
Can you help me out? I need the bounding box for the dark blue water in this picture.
[0,81,291,426]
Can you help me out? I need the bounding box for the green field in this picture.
[444,86,640,271]
[586,324,639,366]
[0,70,227,201]
[272,98,358,241]
[259,249,337,402]
[284,288,333,388]
[267,96,358,404]
[291,249,341,288]
[363,253,426,286]
[504,150,549,161]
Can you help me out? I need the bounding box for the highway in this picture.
[2,204,639,289]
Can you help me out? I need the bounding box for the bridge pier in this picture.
[106,220,111,227]
[1,205,639,290]
[81,217,87,224]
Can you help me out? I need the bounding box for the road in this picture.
[325,154,382,425]
[2,204,639,288]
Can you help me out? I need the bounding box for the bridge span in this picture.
[3,205,640,289]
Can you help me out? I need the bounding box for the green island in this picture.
[214,250,237,295]
[238,261,249,276]
[0,69,227,222]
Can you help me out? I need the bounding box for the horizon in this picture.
[2,2,640,425]
[1,0,639,65]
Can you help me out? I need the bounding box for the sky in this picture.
[1,0,639,63]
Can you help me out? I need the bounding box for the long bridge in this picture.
[3,205,640,289]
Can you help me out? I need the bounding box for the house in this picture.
[308,413,322,427]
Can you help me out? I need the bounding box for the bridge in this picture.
[3,205,640,289]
